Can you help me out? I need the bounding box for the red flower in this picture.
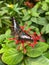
[21,40,25,48]
[29,39,37,48]
[33,32,37,35]
[15,40,20,44]
[20,26,24,30]
[36,35,41,40]
[31,35,36,41]
[29,43,36,47]
[23,30,29,34]
[24,1,34,8]
[9,38,16,40]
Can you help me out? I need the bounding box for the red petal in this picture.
[20,26,24,30]
[15,40,20,44]
[33,32,37,36]
[29,43,35,47]
[9,38,16,40]
[36,35,40,40]
[21,40,25,48]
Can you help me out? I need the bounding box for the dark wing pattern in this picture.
[10,17,33,41]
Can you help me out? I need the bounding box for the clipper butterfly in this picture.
[10,17,33,41]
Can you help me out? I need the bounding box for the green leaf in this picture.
[0,19,2,28]
[45,0,49,3]
[18,0,24,6]
[26,42,48,57]
[47,38,49,44]
[24,55,49,65]
[13,4,23,14]
[0,48,5,54]
[0,10,8,16]
[42,2,48,11]
[22,15,30,21]
[30,9,39,17]
[30,2,41,17]
[0,44,11,54]
[0,1,3,4]
[45,12,49,15]
[17,61,24,65]
[46,24,49,33]
[0,60,4,65]
[41,24,49,34]
[5,29,11,38]
[31,17,47,25]
[22,9,27,15]
[0,34,5,42]
[2,48,23,65]
[27,21,32,26]
[41,26,46,34]
[14,3,18,8]
[30,10,39,17]
[0,23,2,28]
[46,16,49,20]
[43,51,49,59]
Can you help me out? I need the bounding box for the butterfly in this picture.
[10,17,33,41]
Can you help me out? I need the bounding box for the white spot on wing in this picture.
[21,35,30,39]
[14,19,16,30]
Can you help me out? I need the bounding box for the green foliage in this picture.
[2,48,23,65]
[0,34,5,43]
[5,29,11,38]
[45,24,49,33]
[0,0,49,65]
[26,42,48,57]
[0,29,11,43]
[0,60,4,65]
[42,1,48,11]
[43,51,49,59]
[24,56,49,65]
[31,17,47,25]
[45,0,49,3]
